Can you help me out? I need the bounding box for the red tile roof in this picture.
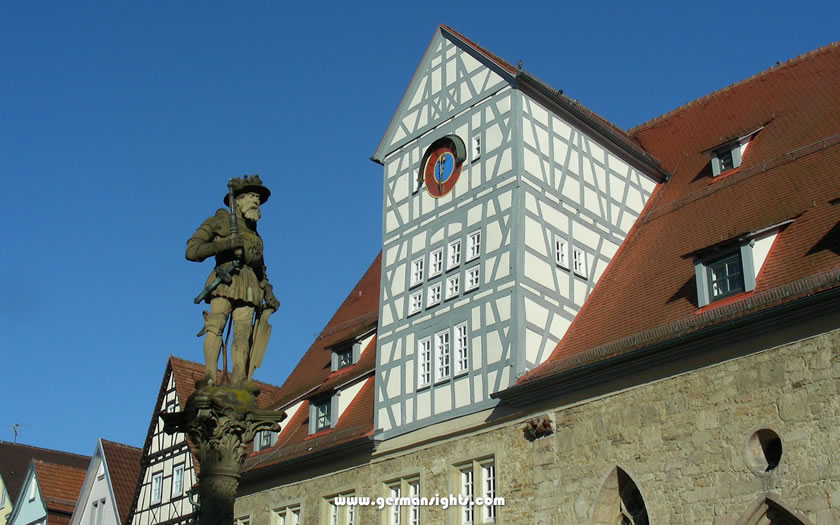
[168,356,285,410]
[241,254,381,474]
[100,439,142,524]
[0,442,89,505]
[32,460,86,516]
[522,41,840,382]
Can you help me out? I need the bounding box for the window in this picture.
[255,430,277,451]
[151,472,163,504]
[465,266,480,292]
[694,243,757,307]
[409,291,423,316]
[467,230,481,261]
[327,493,355,525]
[234,517,250,525]
[435,330,451,382]
[448,239,461,270]
[410,257,424,287]
[417,337,432,388]
[446,275,460,299]
[427,283,441,307]
[171,464,184,497]
[708,128,761,177]
[28,479,36,501]
[311,398,333,433]
[454,458,497,524]
[454,323,469,375]
[89,498,105,525]
[331,340,361,372]
[429,248,443,278]
[555,237,568,268]
[471,135,481,161]
[385,477,420,525]
[274,505,301,525]
[572,246,587,278]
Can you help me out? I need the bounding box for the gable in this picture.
[373,26,515,162]
[8,467,44,525]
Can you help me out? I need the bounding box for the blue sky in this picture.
[1,1,837,456]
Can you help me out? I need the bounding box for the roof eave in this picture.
[516,74,670,183]
[495,284,840,406]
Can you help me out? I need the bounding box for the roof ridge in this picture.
[1,441,89,459]
[100,438,141,451]
[629,41,840,133]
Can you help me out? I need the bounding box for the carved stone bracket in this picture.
[162,384,286,525]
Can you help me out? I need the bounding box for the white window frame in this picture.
[273,504,301,525]
[326,493,355,525]
[151,472,163,504]
[446,275,460,300]
[171,464,184,497]
[234,517,251,525]
[435,330,451,382]
[471,135,481,161]
[454,458,497,524]
[417,337,432,389]
[28,479,36,502]
[466,230,481,261]
[429,248,443,278]
[408,290,423,316]
[454,322,469,375]
[572,246,587,278]
[384,476,421,525]
[555,237,568,269]
[427,283,442,307]
[465,266,480,292]
[410,257,424,287]
[447,239,461,270]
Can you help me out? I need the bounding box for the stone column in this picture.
[162,384,285,525]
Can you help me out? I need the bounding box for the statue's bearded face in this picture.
[236,192,261,221]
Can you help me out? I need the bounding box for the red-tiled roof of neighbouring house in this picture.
[520,41,840,384]
[168,356,286,410]
[0,442,89,505]
[267,252,381,410]
[100,439,142,524]
[32,460,86,516]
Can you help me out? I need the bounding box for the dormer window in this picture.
[330,340,360,372]
[708,125,764,177]
[309,396,336,434]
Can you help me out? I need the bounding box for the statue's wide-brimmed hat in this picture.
[224,174,271,206]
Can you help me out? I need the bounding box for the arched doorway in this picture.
[591,467,649,525]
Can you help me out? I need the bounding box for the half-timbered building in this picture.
[234,27,840,524]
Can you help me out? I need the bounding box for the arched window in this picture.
[735,495,812,525]
[591,467,649,525]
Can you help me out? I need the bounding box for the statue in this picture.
[186,175,280,387]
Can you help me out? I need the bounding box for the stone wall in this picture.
[236,327,840,524]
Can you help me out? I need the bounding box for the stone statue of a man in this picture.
[186,175,279,387]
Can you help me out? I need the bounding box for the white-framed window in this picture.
[409,291,423,316]
[234,517,250,525]
[446,275,460,300]
[695,245,756,306]
[326,493,355,525]
[555,237,568,269]
[171,464,184,497]
[427,283,442,307]
[385,477,421,525]
[447,239,461,270]
[429,248,443,277]
[467,230,481,261]
[417,337,432,388]
[471,135,481,161]
[454,458,497,524]
[410,257,424,287]
[465,266,480,292]
[572,246,587,278]
[435,330,451,382]
[28,479,36,501]
[151,472,163,504]
[90,498,105,525]
[454,323,469,375]
[273,504,301,525]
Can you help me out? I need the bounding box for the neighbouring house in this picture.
[0,442,89,525]
[68,439,142,525]
[127,356,283,525]
[230,26,840,524]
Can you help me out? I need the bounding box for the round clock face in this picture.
[423,143,462,198]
